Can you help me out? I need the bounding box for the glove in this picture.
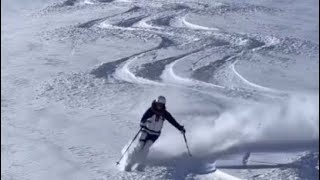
[140,122,146,129]
[180,126,186,134]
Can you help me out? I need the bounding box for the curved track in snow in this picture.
[87,2,286,99]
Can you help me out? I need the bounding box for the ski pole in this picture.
[116,128,141,165]
[182,133,192,157]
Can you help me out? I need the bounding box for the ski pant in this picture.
[139,130,160,143]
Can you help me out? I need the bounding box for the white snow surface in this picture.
[2,0,319,180]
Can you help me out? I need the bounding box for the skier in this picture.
[124,95,186,171]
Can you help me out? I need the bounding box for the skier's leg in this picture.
[135,140,153,171]
[124,131,148,171]
[135,134,159,171]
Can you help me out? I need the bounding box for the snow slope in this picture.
[2,0,319,179]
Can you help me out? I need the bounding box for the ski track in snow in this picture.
[2,0,319,180]
[181,15,219,31]
[231,61,280,93]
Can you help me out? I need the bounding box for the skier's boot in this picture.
[135,163,146,171]
[124,163,134,172]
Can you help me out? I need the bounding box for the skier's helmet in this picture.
[155,96,166,105]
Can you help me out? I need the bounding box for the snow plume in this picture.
[148,93,318,164]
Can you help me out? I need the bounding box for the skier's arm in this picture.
[164,111,184,131]
[140,108,153,127]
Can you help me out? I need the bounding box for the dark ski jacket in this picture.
[140,101,183,136]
